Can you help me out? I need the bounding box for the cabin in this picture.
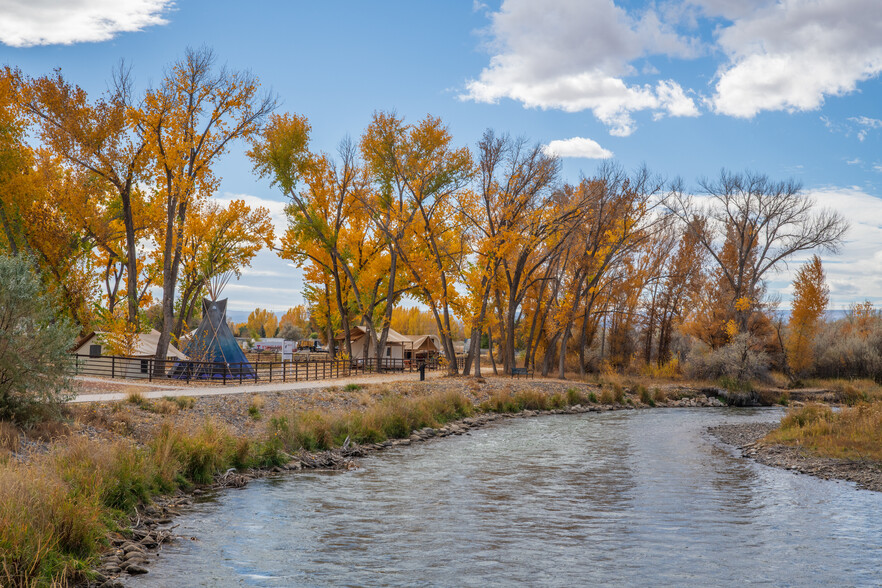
[72,330,188,379]
[404,334,442,361]
[336,327,445,365]
[335,326,410,363]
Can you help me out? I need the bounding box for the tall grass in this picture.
[764,402,882,462]
[0,421,287,586]
[270,390,475,451]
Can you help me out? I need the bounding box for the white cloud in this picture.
[462,0,700,136]
[849,116,882,141]
[711,0,882,118]
[0,0,174,47]
[543,137,613,159]
[786,187,882,306]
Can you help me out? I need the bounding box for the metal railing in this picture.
[71,354,445,385]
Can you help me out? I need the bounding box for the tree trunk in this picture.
[0,200,19,256]
[488,327,498,375]
[120,185,140,328]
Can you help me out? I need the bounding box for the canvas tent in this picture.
[72,330,187,380]
[335,325,411,362]
[171,298,256,379]
[404,334,442,360]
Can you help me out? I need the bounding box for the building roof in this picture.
[335,325,412,344]
[73,329,188,359]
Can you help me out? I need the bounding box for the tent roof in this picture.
[335,325,411,344]
[405,334,440,351]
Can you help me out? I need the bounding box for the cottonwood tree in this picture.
[361,112,473,375]
[786,255,829,378]
[172,199,274,340]
[20,64,148,326]
[668,170,847,335]
[460,130,560,377]
[137,47,276,364]
[250,114,400,360]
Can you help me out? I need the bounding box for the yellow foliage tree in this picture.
[786,255,828,377]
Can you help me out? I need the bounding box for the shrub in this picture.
[612,383,625,404]
[566,388,586,405]
[344,383,363,392]
[637,385,654,406]
[686,334,769,383]
[248,395,265,420]
[780,403,833,429]
[599,388,615,404]
[165,395,195,410]
[126,391,148,407]
[652,387,666,403]
[0,255,78,424]
[587,391,598,403]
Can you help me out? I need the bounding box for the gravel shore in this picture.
[709,422,882,493]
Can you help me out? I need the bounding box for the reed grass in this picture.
[764,402,882,462]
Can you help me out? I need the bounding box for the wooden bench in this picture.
[510,367,533,379]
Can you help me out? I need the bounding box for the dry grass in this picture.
[26,419,69,443]
[125,391,148,407]
[0,416,289,586]
[248,394,265,420]
[764,402,882,462]
[150,398,180,415]
[0,421,21,454]
[807,378,882,405]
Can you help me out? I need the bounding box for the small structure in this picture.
[335,326,411,363]
[404,334,442,362]
[72,330,188,379]
[171,298,257,380]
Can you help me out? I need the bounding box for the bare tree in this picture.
[668,170,848,332]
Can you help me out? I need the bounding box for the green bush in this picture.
[0,255,78,424]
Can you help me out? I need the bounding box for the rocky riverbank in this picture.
[85,384,733,587]
[709,422,882,493]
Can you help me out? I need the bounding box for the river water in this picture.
[128,408,882,587]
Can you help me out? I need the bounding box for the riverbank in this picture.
[709,420,882,493]
[3,376,734,587]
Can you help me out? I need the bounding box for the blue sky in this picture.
[2,0,881,315]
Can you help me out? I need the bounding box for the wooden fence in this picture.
[71,354,446,385]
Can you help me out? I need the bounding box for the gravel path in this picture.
[69,370,445,403]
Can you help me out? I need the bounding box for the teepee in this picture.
[171,298,256,380]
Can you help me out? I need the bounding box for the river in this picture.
[127,408,882,587]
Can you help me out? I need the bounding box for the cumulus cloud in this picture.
[789,187,882,306]
[462,0,700,136]
[711,0,882,118]
[466,0,882,128]
[543,137,613,159]
[0,0,173,47]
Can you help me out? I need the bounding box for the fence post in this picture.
[239,363,243,385]
[306,361,309,381]
[283,361,286,383]
[269,363,273,383]
[111,356,115,379]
